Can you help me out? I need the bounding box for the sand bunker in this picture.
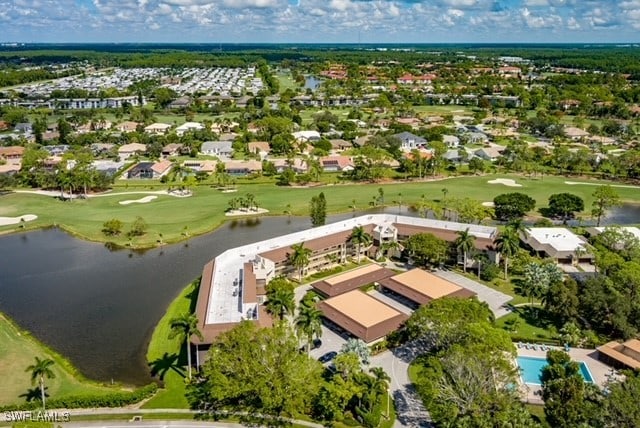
[487,178,522,187]
[221,189,238,193]
[119,196,158,205]
[482,202,495,207]
[225,208,269,217]
[0,214,38,226]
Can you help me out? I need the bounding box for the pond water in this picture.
[304,75,323,91]
[0,203,636,386]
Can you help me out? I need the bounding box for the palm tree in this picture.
[295,304,323,352]
[266,285,296,321]
[454,228,476,273]
[350,226,372,263]
[495,227,520,280]
[168,313,203,380]
[289,242,312,281]
[26,357,55,410]
[369,367,391,417]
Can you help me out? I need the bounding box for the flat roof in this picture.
[526,227,586,252]
[325,264,382,285]
[321,290,403,328]
[593,226,640,240]
[624,338,640,354]
[390,269,462,299]
[199,214,497,336]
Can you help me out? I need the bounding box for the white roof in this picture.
[593,226,640,240]
[204,214,497,326]
[526,227,586,252]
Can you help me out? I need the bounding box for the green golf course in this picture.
[1,174,638,248]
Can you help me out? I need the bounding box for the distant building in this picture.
[523,227,592,264]
[392,131,426,151]
[201,141,233,158]
[118,143,147,160]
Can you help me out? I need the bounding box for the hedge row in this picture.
[0,383,157,411]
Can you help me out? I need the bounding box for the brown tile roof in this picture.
[0,146,25,158]
[248,141,271,153]
[393,223,494,251]
[151,160,172,174]
[312,264,396,297]
[259,224,375,264]
[378,269,476,305]
[243,262,257,305]
[597,340,640,370]
[318,290,408,343]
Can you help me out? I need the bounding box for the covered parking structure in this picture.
[378,268,476,306]
[318,290,408,343]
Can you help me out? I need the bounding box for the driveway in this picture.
[371,339,433,428]
[431,269,512,318]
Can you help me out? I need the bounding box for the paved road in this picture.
[62,422,243,428]
[371,339,433,428]
[431,269,512,318]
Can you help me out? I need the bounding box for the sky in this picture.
[1,0,640,44]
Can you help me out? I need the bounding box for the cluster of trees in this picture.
[226,193,258,212]
[401,298,538,427]
[540,226,640,342]
[101,216,148,239]
[309,192,327,227]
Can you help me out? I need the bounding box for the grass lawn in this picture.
[412,105,473,115]
[276,72,298,93]
[142,279,200,409]
[2,174,639,248]
[495,307,558,344]
[0,313,129,407]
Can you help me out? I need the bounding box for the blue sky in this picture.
[1,0,639,43]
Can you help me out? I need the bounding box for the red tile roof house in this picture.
[0,146,25,163]
[320,155,354,172]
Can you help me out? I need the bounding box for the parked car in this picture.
[318,351,337,363]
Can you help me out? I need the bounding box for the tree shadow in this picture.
[149,352,185,381]
[187,281,201,313]
[513,306,556,330]
[19,386,47,402]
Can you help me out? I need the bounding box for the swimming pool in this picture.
[516,356,594,385]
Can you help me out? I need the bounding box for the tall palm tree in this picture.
[369,366,391,417]
[266,285,296,321]
[350,226,372,263]
[295,304,323,352]
[289,242,312,281]
[495,227,520,280]
[168,313,203,380]
[26,357,55,410]
[454,228,476,273]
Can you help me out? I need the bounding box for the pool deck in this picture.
[516,346,615,404]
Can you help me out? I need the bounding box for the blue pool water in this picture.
[517,356,594,385]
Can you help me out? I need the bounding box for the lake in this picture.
[304,75,323,91]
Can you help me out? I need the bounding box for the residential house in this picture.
[14,123,33,134]
[329,139,352,152]
[116,121,140,133]
[320,156,354,172]
[564,126,590,141]
[0,121,9,131]
[0,163,21,174]
[523,227,592,265]
[467,131,490,144]
[162,143,183,157]
[90,143,115,156]
[223,160,262,175]
[292,130,321,143]
[392,131,426,151]
[473,146,504,162]
[442,135,460,148]
[201,141,233,158]
[127,160,172,179]
[0,146,25,163]
[443,149,464,164]
[272,158,308,173]
[144,123,172,136]
[184,160,218,174]
[118,143,147,160]
[175,122,204,136]
[168,96,192,109]
[247,141,271,158]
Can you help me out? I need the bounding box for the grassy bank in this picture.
[1,174,638,248]
[0,312,129,407]
[142,279,200,409]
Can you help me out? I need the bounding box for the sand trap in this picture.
[225,208,269,217]
[119,196,158,205]
[221,189,238,193]
[0,214,38,226]
[482,202,495,207]
[565,181,640,189]
[488,178,522,187]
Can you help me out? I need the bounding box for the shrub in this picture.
[480,262,501,281]
[0,383,158,411]
[127,216,148,237]
[102,218,124,236]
